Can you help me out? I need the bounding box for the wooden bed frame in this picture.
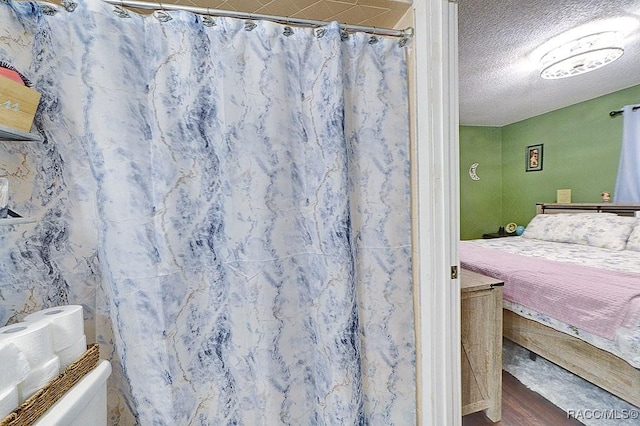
[502,203,640,408]
[536,202,640,216]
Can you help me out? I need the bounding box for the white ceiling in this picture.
[459,0,640,127]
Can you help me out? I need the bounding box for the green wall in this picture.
[459,126,502,240]
[460,84,640,239]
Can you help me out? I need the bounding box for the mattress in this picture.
[460,237,640,368]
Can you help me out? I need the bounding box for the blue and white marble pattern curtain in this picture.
[0,0,414,424]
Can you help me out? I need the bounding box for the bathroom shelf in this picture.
[0,209,35,225]
[0,124,42,142]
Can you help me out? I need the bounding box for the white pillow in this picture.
[522,213,635,251]
[625,219,640,252]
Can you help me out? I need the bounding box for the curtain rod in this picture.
[101,0,414,39]
[610,105,640,117]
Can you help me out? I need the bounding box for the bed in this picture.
[459,203,640,408]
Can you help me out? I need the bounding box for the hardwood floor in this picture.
[462,371,584,425]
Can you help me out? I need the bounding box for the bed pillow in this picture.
[522,213,611,242]
[522,213,635,250]
[625,219,640,252]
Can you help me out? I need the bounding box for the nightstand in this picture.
[482,232,516,239]
[460,269,504,422]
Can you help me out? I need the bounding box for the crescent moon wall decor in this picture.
[468,163,480,180]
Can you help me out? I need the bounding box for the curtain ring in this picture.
[245,15,257,31]
[369,27,379,44]
[202,8,216,26]
[154,3,172,22]
[113,3,130,18]
[61,0,77,12]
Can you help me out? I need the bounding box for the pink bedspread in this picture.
[459,242,640,340]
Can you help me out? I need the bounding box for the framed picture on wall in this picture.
[526,144,543,172]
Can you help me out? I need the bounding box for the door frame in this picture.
[412,1,460,425]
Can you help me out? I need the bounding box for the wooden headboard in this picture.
[536,203,640,217]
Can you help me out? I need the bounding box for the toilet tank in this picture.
[34,360,111,426]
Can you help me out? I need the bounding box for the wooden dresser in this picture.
[460,269,503,422]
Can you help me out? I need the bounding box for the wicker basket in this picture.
[0,343,100,426]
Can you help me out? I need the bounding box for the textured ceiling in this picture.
[459,0,640,126]
[158,0,412,28]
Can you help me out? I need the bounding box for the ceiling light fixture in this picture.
[540,31,624,79]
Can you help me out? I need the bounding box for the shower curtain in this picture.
[0,1,414,424]
[614,105,640,202]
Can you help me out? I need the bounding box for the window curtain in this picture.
[614,105,640,202]
[0,1,414,424]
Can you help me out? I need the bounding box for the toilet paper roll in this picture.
[23,305,84,352]
[0,341,30,390]
[0,386,19,419]
[17,356,60,403]
[57,335,87,370]
[0,321,54,369]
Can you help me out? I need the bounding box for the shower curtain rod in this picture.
[101,0,414,38]
[610,105,640,117]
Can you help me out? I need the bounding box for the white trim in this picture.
[412,0,460,425]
